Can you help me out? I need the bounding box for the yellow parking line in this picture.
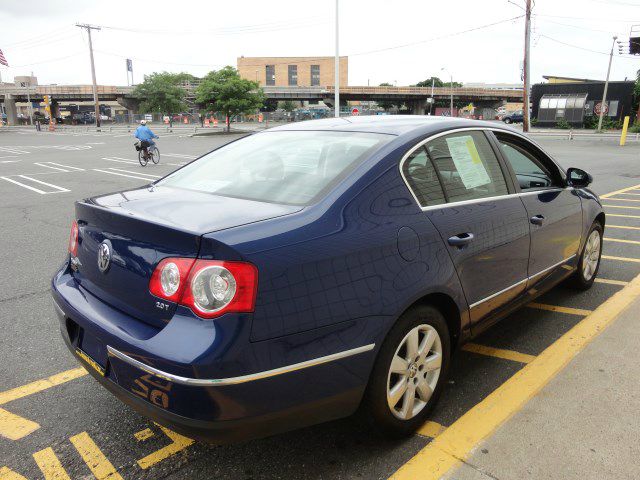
[0,367,87,406]
[603,204,640,210]
[69,432,124,480]
[602,255,640,263]
[134,428,155,442]
[462,343,536,364]
[607,213,640,219]
[595,278,629,286]
[0,407,40,440]
[607,224,640,231]
[416,421,446,439]
[613,193,640,196]
[0,467,28,479]
[603,197,640,202]
[604,237,640,245]
[136,425,194,470]
[600,183,640,198]
[33,447,72,480]
[527,302,592,316]
[390,273,640,480]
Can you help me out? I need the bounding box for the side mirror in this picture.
[567,167,593,188]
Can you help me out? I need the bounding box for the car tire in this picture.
[362,304,450,437]
[566,221,603,290]
[504,118,512,124]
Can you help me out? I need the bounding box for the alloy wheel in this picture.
[582,229,601,281]
[386,324,442,420]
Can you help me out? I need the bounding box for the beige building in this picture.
[237,56,348,87]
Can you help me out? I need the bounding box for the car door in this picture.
[401,129,531,326]
[492,131,583,285]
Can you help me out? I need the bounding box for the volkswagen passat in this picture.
[52,116,604,442]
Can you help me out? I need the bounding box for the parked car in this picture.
[52,116,603,442]
[502,110,524,124]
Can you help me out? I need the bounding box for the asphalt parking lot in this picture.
[1,127,640,479]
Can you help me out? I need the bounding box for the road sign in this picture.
[351,107,360,116]
[594,102,609,116]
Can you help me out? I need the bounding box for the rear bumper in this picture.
[52,265,386,442]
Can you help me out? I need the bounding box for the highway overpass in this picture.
[1,83,522,121]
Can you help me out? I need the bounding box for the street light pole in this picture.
[76,23,102,129]
[598,35,618,132]
[441,68,454,117]
[334,0,340,118]
[522,0,532,132]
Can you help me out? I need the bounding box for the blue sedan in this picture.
[52,116,604,442]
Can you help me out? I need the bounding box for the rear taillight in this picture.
[149,258,258,319]
[68,221,79,256]
[149,258,196,303]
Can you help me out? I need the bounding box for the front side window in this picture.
[158,131,392,205]
[495,133,559,191]
[288,65,298,86]
[425,131,509,203]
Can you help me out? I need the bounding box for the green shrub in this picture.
[556,119,571,129]
[583,116,598,129]
[530,117,538,126]
[629,123,640,133]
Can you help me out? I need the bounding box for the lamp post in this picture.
[334,0,340,117]
[597,35,618,132]
[441,68,454,117]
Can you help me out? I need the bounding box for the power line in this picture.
[9,51,85,68]
[537,33,639,60]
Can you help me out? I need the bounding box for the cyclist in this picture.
[134,120,159,157]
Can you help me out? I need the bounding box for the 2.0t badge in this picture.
[97,242,111,273]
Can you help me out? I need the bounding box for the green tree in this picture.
[377,82,398,111]
[278,100,297,112]
[413,77,462,88]
[132,72,192,114]
[196,66,264,132]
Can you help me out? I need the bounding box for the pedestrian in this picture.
[35,118,41,132]
[200,113,204,128]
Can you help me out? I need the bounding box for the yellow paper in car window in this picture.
[445,135,491,189]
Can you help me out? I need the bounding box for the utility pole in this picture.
[441,68,454,117]
[598,36,618,132]
[76,23,102,129]
[522,0,532,132]
[334,0,340,118]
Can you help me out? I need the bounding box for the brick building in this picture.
[237,56,348,87]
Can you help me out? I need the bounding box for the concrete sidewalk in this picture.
[444,296,640,480]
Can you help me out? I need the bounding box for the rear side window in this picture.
[425,131,508,203]
[402,147,446,207]
[157,131,392,206]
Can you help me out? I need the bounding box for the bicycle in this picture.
[138,143,160,166]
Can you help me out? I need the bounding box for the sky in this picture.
[0,0,639,87]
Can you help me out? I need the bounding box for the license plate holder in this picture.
[77,330,107,377]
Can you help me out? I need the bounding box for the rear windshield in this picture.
[157,130,392,205]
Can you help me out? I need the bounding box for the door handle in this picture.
[447,232,474,248]
[530,215,545,226]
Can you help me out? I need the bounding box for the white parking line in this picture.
[107,167,161,178]
[167,163,187,166]
[18,175,70,192]
[0,146,29,154]
[46,162,84,171]
[163,153,197,159]
[93,169,156,181]
[0,175,69,194]
[34,162,69,172]
[102,157,138,165]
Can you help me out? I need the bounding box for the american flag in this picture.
[0,49,8,67]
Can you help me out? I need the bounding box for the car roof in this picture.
[267,115,497,136]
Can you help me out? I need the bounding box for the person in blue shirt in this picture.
[134,120,159,152]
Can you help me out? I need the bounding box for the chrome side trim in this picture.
[469,278,528,309]
[398,126,570,211]
[528,254,577,281]
[106,343,376,386]
[468,254,577,310]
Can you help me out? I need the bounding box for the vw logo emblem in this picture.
[97,242,111,273]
